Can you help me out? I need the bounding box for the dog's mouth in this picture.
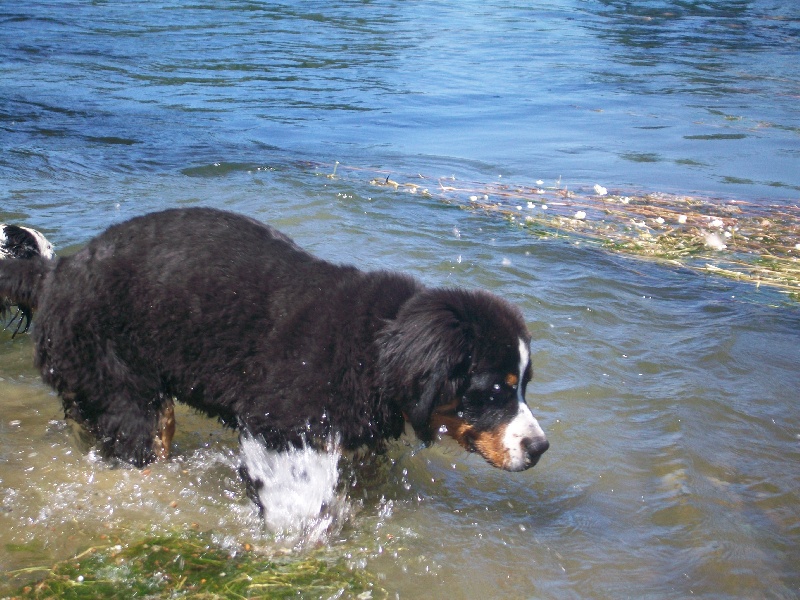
[430,414,514,470]
[430,409,548,471]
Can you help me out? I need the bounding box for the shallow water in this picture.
[2,1,799,598]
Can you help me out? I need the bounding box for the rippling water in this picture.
[1,1,799,598]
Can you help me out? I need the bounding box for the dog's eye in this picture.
[504,373,519,389]
[492,383,501,392]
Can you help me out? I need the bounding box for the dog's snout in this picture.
[523,437,549,461]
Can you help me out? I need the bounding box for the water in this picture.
[1,1,799,598]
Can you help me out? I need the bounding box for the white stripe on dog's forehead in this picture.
[517,338,529,371]
[517,337,530,403]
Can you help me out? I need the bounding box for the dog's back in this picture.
[23,208,416,463]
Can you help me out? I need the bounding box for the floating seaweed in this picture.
[322,163,799,301]
[4,531,384,599]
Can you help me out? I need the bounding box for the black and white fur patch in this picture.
[0,224,54,260]
[1,223,54,336]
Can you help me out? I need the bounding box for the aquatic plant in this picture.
[4,532,383,599]
[324,164,799,301]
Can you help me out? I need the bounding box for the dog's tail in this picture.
[0,257,54,337]
[1,224,56,337]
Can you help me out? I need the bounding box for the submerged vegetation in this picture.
[3,531,383,599]
[325,163,799,301]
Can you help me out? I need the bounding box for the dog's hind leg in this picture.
[154,397,176,461]
[92,391,166,468]
[41,341,170,466]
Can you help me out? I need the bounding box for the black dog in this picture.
[0,208,547,498]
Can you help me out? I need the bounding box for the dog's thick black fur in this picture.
[1,208,548,491]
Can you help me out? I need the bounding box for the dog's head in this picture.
[379,288,548,471]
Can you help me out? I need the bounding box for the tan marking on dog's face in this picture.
[470,427,511,469]
[430,413,473,450]
[430,413,511,470]
[505,373,519,388]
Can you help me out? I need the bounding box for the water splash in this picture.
[239,434,351,544]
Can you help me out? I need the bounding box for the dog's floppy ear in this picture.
[378,289,476,443]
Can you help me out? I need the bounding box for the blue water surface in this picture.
[2,0,799,226]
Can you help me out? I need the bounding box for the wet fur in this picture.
[0,208,543,479]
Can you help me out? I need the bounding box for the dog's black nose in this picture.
[523,437,549,465]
